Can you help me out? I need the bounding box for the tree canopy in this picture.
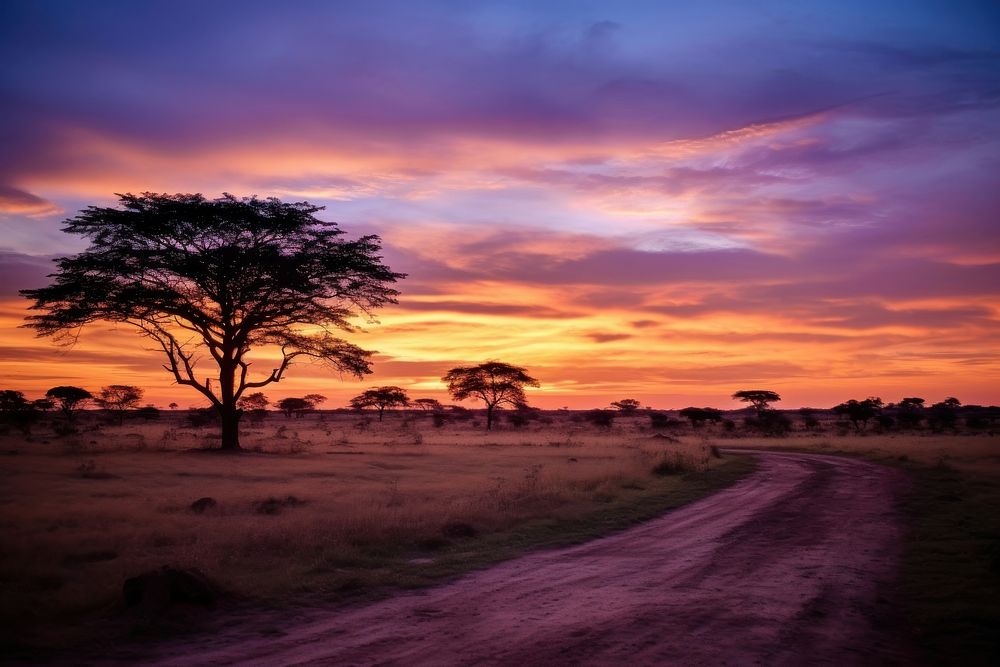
[732,389,781,414]
[96,384,144,424]
[443,361,539,430]
[610,399,642,414]
[45,386,92,422]
[21,193,403,450]
[833,397,883,431]
[349,386,410,420]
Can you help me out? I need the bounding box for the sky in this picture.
[1,0,999,410]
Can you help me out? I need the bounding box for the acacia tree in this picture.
[45,386,92,423]
[21,193,403,450]
[412,398,443,412]
[732,389,781,415]
[349,386,409,421]
[610,399,641,415]
[96,384,144,425]
[443,361,539,431]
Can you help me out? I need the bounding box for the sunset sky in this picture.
[1,1,999,409]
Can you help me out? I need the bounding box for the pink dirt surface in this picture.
[142,450,912,666]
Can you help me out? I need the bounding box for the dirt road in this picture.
[146,450,912,666]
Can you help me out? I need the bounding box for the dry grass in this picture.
[0,412,744,652]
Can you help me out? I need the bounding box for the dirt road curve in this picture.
[147,450,912,666]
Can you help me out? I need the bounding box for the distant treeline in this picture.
[2,384,997,437]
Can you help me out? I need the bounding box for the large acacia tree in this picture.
[21,193,403,450]
[443,361,539,430]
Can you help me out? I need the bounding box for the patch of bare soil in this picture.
[140,451,913,665]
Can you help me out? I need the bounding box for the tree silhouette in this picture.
[96,384,144,425]
[236,392,269,412]
[349,386,410,421]
[609,399,642,415]
[0,390,38,434]
[929,397,961,431]
[45,386,92,423]
[832,397,883,431]
[443,361,539,431]
[732,389,781,415]
[277,397,313,418]
[895,397,925,429]
[412,398,443,412]
[21,193,403,450]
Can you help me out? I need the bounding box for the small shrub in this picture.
[651,456,688,476]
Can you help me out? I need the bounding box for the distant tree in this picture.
[412,398,444,412]
[732,390,781,415]
[349,386,410,421]
[679,407,723,428]
[277,397,313,419]
[45,386,92,423]
[928,398,961,431]
[443,362,539,431]
[237,392,269,412]
[832,397,883,431]
[0,390,38,434]
[168,402,179,410]
[895,397,925,429]
[96,385,144,425]
[21,193,403,450]
[610,399,642,415]
[237,391,270,424]
[303,394,328,409]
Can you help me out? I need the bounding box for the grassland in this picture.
[2,413,997,663]
[0,412,752,653]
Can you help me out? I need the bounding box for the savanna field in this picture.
[1,410,998,662]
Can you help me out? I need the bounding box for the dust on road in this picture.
[145,451,912,666]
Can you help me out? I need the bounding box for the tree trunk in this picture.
[219,406,242,451]
[378,406,384,422]
[486,404,494,431]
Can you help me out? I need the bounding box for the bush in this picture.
[651,456,688,476]
[648,412,671,429]
[585,409,615,428]
[135,406,160,421]
[187,407,219,427]
[744,410,792,436]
